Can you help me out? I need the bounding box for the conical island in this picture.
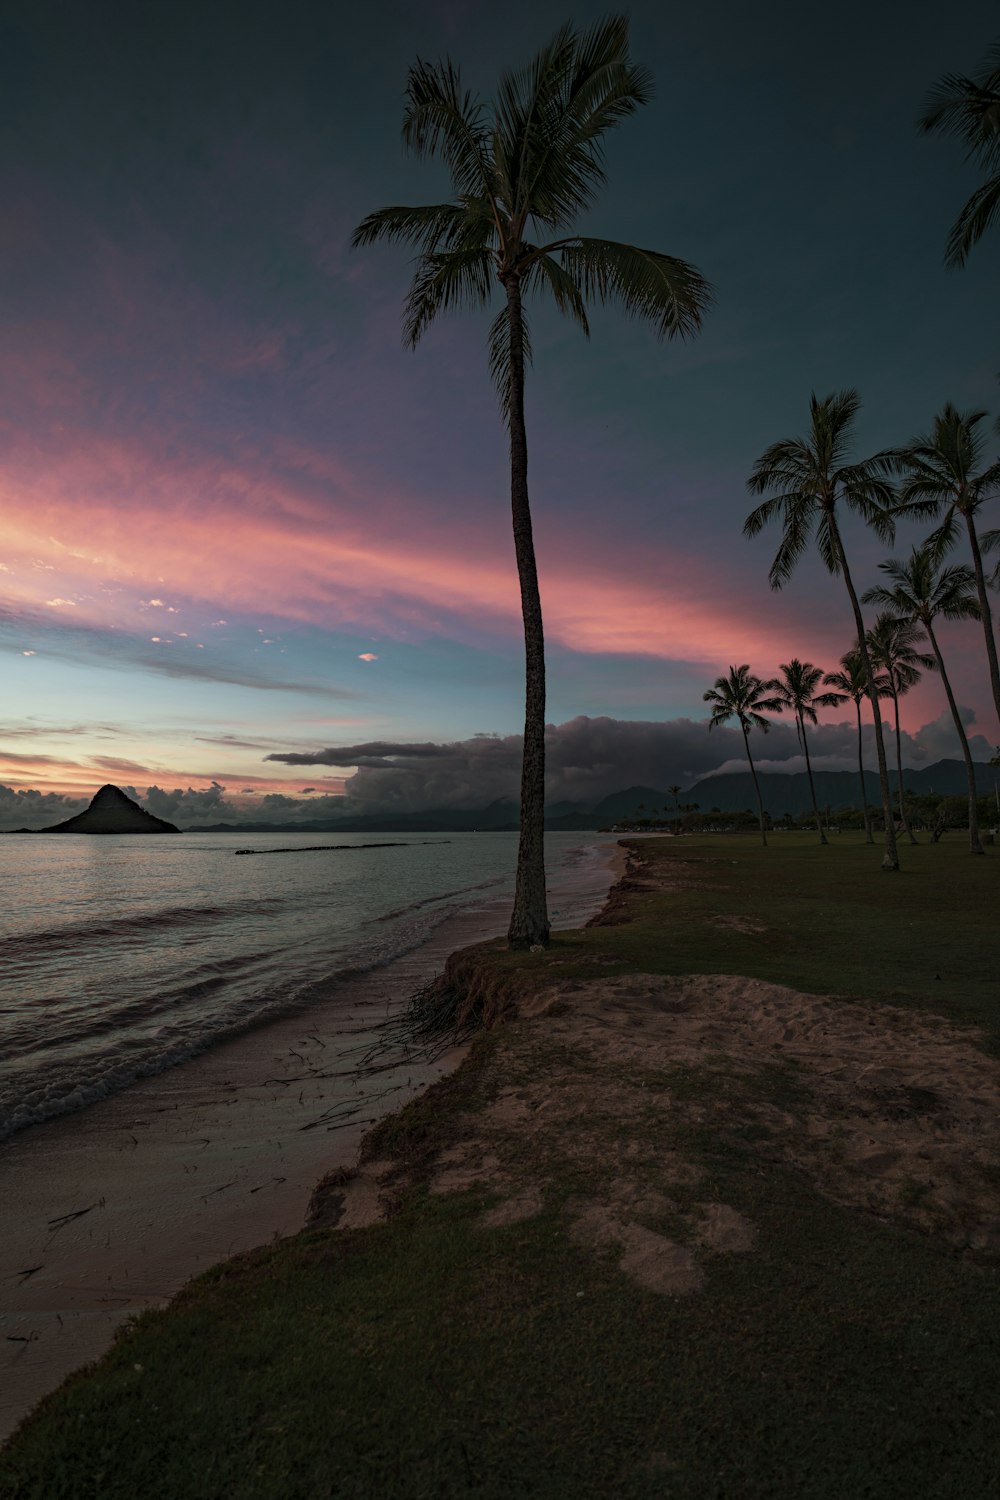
[44,784,180,834]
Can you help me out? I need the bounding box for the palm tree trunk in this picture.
[965,512,1000,729]
[741,722,767,847]
[833,525,899,869]
[503,275,550,947]
[799,710,827,844]
[889,683,917,844]
[925,618,984,855]
[855,697,874,843]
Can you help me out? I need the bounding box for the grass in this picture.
[2,834,998,1498]
[473,833,1000,1046]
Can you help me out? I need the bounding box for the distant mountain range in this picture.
[182,759,998,833]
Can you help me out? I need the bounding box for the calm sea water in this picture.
[0,830,613,1140]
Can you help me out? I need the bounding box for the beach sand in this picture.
[1,844,622,1441]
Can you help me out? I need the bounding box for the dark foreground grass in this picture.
[2,835,998,1498]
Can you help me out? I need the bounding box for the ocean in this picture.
[0,830,615,1141]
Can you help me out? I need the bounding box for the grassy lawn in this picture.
[2,834,998,1499]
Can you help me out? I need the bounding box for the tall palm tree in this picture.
[863,550,984,854]
[867,613,935,844]
[703,665,783,847]
[353,19,711,948]
[893,404,1000,728]
[822,649,892,844]
[919,39,1000,267]
[766,659,842,845]
[743,390,902,869]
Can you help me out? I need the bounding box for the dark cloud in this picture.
[268,741,452,766]
[0,784,87,830]
[267,712,997,816]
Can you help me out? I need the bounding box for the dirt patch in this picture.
[480,1188,545,1228]
[707,914,767,935]
[513,972,1000,1255]
[318,966,1000,1293]
[570,1203,705,1296]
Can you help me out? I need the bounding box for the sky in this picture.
[2,0,999,828]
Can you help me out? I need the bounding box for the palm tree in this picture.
[863,550,984,854]
[703,666,783,846]
[919,39,1000,267]
[867,614,935,844]
[743,390,902,869]
[666,784,682,811]
[766,659,842,845]
[353,20,711,948]
[822,649,892,844]
[893,404,1000,728]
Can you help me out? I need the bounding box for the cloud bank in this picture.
[267,711,995,816]
[3,709,992,830]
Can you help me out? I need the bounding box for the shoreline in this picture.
[0,837,623,1442]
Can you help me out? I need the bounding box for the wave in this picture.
[0,897,286,961]
[0,896,479,1142]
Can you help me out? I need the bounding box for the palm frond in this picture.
[402,57,498,206]
[487,303,533,422]
[923,506,960,564]
[944,171,1000,267]
[525,251,590,334]
[511,17,652,230]
[402,248,495,347]
[351,201,494,254]
[557,237,712,340]
[919,41,1000,160]
[920,40,1000,266]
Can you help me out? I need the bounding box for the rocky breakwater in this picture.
[42,784,180,834]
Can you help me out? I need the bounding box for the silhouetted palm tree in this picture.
[353,19,711,947]
[822,649,892,844]
[864,550,984,854]
[703,666,783,846]
[893,403,1000,727]
[666,783,682,810]
[867,614,935,844]
[767,659,842,845]
[744,390,902,869]
[919,39,1000,266]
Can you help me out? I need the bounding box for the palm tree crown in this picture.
[864,550,981,633]
[893,403,1000,726]
[822,648,892,709]
[744,390,896,589]
[866,614,935,697]
[919,38,1000,266]
[704,665,783,735]
[353,19,712,412]
[767,659,842,739]
[353,19,711,947]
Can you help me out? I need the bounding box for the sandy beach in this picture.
[1,844,622,1441]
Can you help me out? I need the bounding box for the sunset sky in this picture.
[2,0,998,826]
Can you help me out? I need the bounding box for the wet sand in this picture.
[0,844,620,1441]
